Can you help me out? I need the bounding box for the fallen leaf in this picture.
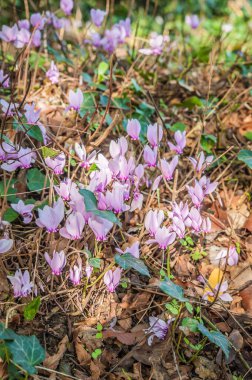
[43,335,69,371]
[203,268,223,301]
[240,284,252,315]
[102,326,146,345]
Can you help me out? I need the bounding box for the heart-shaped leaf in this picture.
[115,253,150,277]
[159,278,188,302]
[197,323,230,360]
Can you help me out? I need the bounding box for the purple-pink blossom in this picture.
[67,89,83,112]
[11,200,34,224]
[46,61,60,84]
[75,143,96,169]
[45,152,66,174]
[0,70,9,88]
[0,24,18,42]
[185,14,200,29]
[116,241,140,258]
[160,156,178,180]
[0,236,13,253]
[189,152,213,173]
[90,9,106,27]
[214,246,239,267]
[143,146,157,167]
[147,227,176,249]
[146,316,173,346]
[60,0,74,16]
[167,131,186,154]
[88,215,113,241]
[60,211,85,240]
[127,119,141,140]
[45,250,66,275]
[70,258,82,285]
[36,197,65,232]
[145,210,164,236]
[147,123,163,147]
[8,269,33,298]
[104,268,122,292]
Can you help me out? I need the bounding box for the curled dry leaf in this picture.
[240,284,252,315]
[102,324,146,345]
[43,335,69,370]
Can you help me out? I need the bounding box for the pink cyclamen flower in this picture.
[0,237,13,253]
[203,281,233,302]
[0,24,18,42]
[143,145,157,167]
[126,119,141,140]
[185,14,200,29]
[18,19,30,30]
[0,99,20,117]
[90,9,106,27]
[214,246,239,267]
[0,141,17,162]
[54,178,78,201]
[160,156,178,180]
[186,181,205,208]
[145,210,164,236]
[105,182,130,213]
[36,197,65,232]
[14,28,31,48]
[146,316,173,346]
[75,142,96,169]
[46,61,60,84]
[169,201,189,222]
[198,176,218,195]
[147,123,163,147]
[88,215,113,241]
[11,200,34,224]
[70,258,82,285]
[7,269,33,298]
[189,152,213,173]
[45,152,66,174]
[167,131,186,154]
[148,227,176,250]
[85,264,93,279]
[67,89,83,112]
[116,241,140,259]
[60,0,74,16]
[139,33,164,56]
[1,147,36,172]
[30,13,45,30]
[24,103,40,124]
[186,207,202,233]
[201,217,211,233]
[32,29,41,47]
[0,70,9,88]
[45,250,66,275]
[104,268,122,292]
[60,211,85,240]
[109,136,128,158]
[171,217,186,238]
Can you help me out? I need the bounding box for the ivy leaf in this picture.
[26,168,50,193]
[97,61,109,82]
[0,179,17,202]
[181,318,199,333]
[7,335,45,374]
[79,189,121,226]
[197,323,230,359]
[169,122,186,132]
[0,323,18,341]
[237,149,252,169]
[89,258,101,269]
[201,134,217,153]
[115,253,150,277]
[13,122,43,142]
[24,297,41,321]
[3,208,19,223]
[179,96,204,109]
[159,277,188,302]
[79,93,96,117]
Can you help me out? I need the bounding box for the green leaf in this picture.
[244,132,252,141]
[201,134,217,153]
[180,96,204,109]
[237,149,252,169]
[95,332,103,339]
[89,258,101,269]
[165,303,179,315]
[185,302,194,314]
[131,78,142,93]
[97,61,109,81]
[41,147,60,159]
[159,277,188,302]
[0,179,17,202]
[7,335,45,374]
[24,297,41,321]
[181,317,199,333]
[79,93,96,117]
[0,323,18,341]
[91,348,102,359]
[197,324,230,359]
[96,323,103,332]
[3,208,19,222]
[79,189,121,226]
[26,169,50,193]
[13,122,43,142]
[115,253,150,277]
[170,122,186,132]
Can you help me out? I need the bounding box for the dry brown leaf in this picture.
[102,327,145,345]
[244,213,252,232]
[240,284,252,315]
[43,335,69,370]
[75,338,91,365]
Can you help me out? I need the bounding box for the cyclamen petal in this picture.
[90,9,106,27]
[45,250,66,275]
[127,119,141,140]
[104,268,122,292]
[36,197,65,232]
[147,123,163,147]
